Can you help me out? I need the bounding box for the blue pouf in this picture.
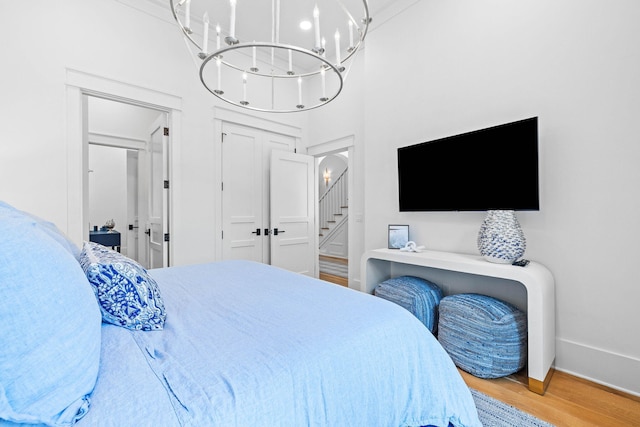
[374,276,443,334]
[438,293,527,378]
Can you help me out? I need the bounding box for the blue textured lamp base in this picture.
[438,293,527,378]
[477,210,526,264]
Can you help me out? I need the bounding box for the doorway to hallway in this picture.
[86,96,169,268]
[317,150,349,286]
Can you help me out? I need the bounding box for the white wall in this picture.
[307,51,366,288]
[362,0,640,394]
[88,145,127,235]
[318,153,347,198]
[0,0,305,266]
[88,96,162,140]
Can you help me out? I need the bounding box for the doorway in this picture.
[86,96,168,268]
[317,151,349,286]
[307,135,355,287]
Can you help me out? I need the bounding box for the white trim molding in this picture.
[88,132,147,151]
[306,135,355,157]
[556,337,640,397]
[65,69,182,267]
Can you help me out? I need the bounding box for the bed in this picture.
[0,201,481,427]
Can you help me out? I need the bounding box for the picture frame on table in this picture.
[388,225,409,249]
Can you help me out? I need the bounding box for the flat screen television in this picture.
[398,117,539,211]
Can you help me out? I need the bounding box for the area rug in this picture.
[470,389,555,427]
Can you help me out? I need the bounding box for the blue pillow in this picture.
[0,203,102,426]
[79,242,166,331]
[0,201,81,259]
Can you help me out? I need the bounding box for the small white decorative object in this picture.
[477,210,526,263]
[400,241,425,253]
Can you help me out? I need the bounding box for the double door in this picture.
[221,122,315,276]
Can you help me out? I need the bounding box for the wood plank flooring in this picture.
[319,272,348,287]
[319,255,348,287]
[460,368,640,426]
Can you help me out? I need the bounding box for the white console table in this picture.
[361,248,555,394]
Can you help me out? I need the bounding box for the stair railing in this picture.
[319,168,348,236]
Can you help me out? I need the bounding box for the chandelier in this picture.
[170,0,371,113]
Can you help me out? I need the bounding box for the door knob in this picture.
[145,229,151,236]
[251,228,261,236]
[273,228,285,236]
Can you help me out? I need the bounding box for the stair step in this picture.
[321,227,329,230]
[327,220,336,223]
[319,258,348,277]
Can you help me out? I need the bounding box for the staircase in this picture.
[319,168,348,250]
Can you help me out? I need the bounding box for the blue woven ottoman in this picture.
[374,276,443,334]
[437,293,527,378]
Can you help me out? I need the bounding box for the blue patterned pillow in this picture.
[79,242,166,331]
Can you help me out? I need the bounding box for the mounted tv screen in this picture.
[398,117,539,211]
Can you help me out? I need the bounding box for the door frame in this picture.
[65,69,182,267]
[213,106,304,262]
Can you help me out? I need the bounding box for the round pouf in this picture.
[374,276,443,334]
[438,293,527,378]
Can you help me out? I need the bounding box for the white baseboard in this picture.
[556,338,640,397]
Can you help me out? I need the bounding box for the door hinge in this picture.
[164,127,169,136]
[164,180,170,189]
[221,132,226,142]
[294,148,297,153]
[164,233,170,242]
[221,182,223,191]
[221,230,224,239]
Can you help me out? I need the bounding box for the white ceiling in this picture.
[138,0,410,73]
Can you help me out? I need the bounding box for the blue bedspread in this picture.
[78,260,480,427]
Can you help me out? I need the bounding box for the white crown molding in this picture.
[113,0,175,25]
[368,0,420,34]
[112,0,420,36]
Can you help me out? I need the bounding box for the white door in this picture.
[221,123,268,262]
[141,115,169,269]
[221,122,296,263]
[222,122,314,274]
[270,150,316,276]
[137,146,150,268]
[261,132,301,264]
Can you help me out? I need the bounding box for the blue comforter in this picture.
[78,260,481,427]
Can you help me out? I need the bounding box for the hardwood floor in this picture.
[460,368,640,426]
[319,272,348,287]
[319,255,348,287]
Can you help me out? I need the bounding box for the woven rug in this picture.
[471,389,555,427]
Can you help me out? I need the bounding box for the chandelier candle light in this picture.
[170,0,371,113]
